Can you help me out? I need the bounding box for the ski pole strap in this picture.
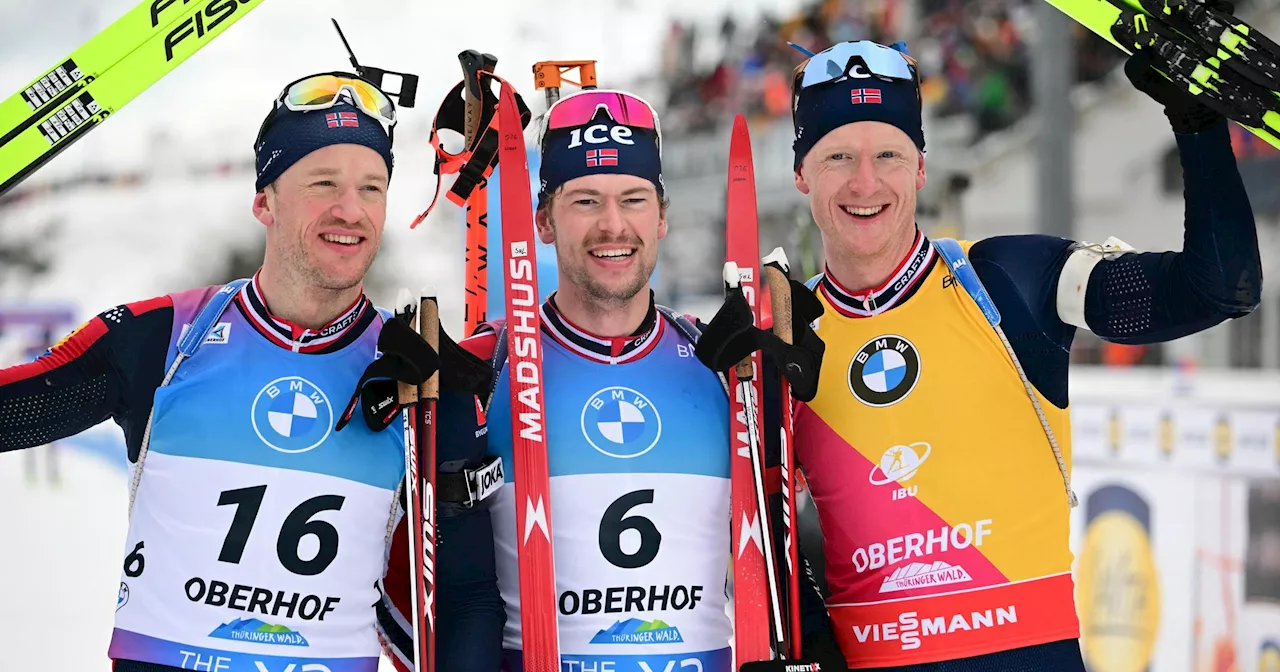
[932,238,1000,327]
[932,238,1076,509]
[413,75,533,227]
[177,279,250,358]
[437,455,505,507]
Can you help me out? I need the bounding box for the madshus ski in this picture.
[0,0,268,196]
[1042,0,1280,148]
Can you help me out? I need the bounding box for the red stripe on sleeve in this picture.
[126,295,172,316]
[0,316,109,385]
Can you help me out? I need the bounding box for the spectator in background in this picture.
[656,0,1124,143]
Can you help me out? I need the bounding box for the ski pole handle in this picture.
[723,261,755,381]
[395,288,421,406]
[762,247,793,346]
[458,49,497,146]
[418,289,440,400]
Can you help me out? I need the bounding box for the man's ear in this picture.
[916,150,927,192]
[252,186,275,227]
[794,166,811,196]
[535,207,555,244]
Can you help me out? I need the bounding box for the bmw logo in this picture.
[580,387,662,459]
[251,376,333,454]
[849,335,921,407]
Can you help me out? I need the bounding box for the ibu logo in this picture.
[581,387,662,459]
[252,376,332,454]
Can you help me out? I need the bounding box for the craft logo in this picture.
[1077,484,1160,672]
[590,618,684,645]
[208,618,309,647]
[251,376,332,454]
[848,335,921,407]
[581,387,662,459]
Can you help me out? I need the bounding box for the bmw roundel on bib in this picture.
[581,386,662,458]
[251,376,333,454]
[849,335,921,407]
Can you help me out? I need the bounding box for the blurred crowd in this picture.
[657,0,1123,142]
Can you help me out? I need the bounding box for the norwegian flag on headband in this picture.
[586,148,618,167]
[851,88,882,104]
[326,111,359,128]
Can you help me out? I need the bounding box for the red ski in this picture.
[725,113,781,663]
[497,79,560,671]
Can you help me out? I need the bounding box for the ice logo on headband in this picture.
[566,124,636,149]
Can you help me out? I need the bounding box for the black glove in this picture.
[336,311,440,433]
[695,276,826,402]
[1124,44,1225,135]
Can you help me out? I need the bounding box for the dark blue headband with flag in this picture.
[255,97,394,192]
[791,47,925,170]
[537,115,664,209]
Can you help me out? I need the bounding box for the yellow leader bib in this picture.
[795,239,1080,668]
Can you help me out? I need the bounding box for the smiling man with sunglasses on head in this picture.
[0,71,460,672]
[695,34,1262,671]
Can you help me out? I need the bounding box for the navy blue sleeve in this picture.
[968,235,1077,409]
[967,121,1262,409]
[0,298,171,458]
[436,389,505,671]
[1081,120,1262,342]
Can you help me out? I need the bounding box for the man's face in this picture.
[252,144,388,291]
[795,121,926,263]
[536,173,666,306]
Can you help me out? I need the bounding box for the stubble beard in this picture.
[278,220,376,293]
[565,251,655,308]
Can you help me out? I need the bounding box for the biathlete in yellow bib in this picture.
[696,34,1263,672]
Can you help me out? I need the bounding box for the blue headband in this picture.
[254,99,394,192]
[792,69,925,170]
[537,116,664,208]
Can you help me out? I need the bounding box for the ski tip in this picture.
[395,288,415,311]
[762,247,791,274]
[419,286,438,300]
[723,261,741,289]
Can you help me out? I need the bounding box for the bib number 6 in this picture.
[218,485,345,576]
[599,489,662,569]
